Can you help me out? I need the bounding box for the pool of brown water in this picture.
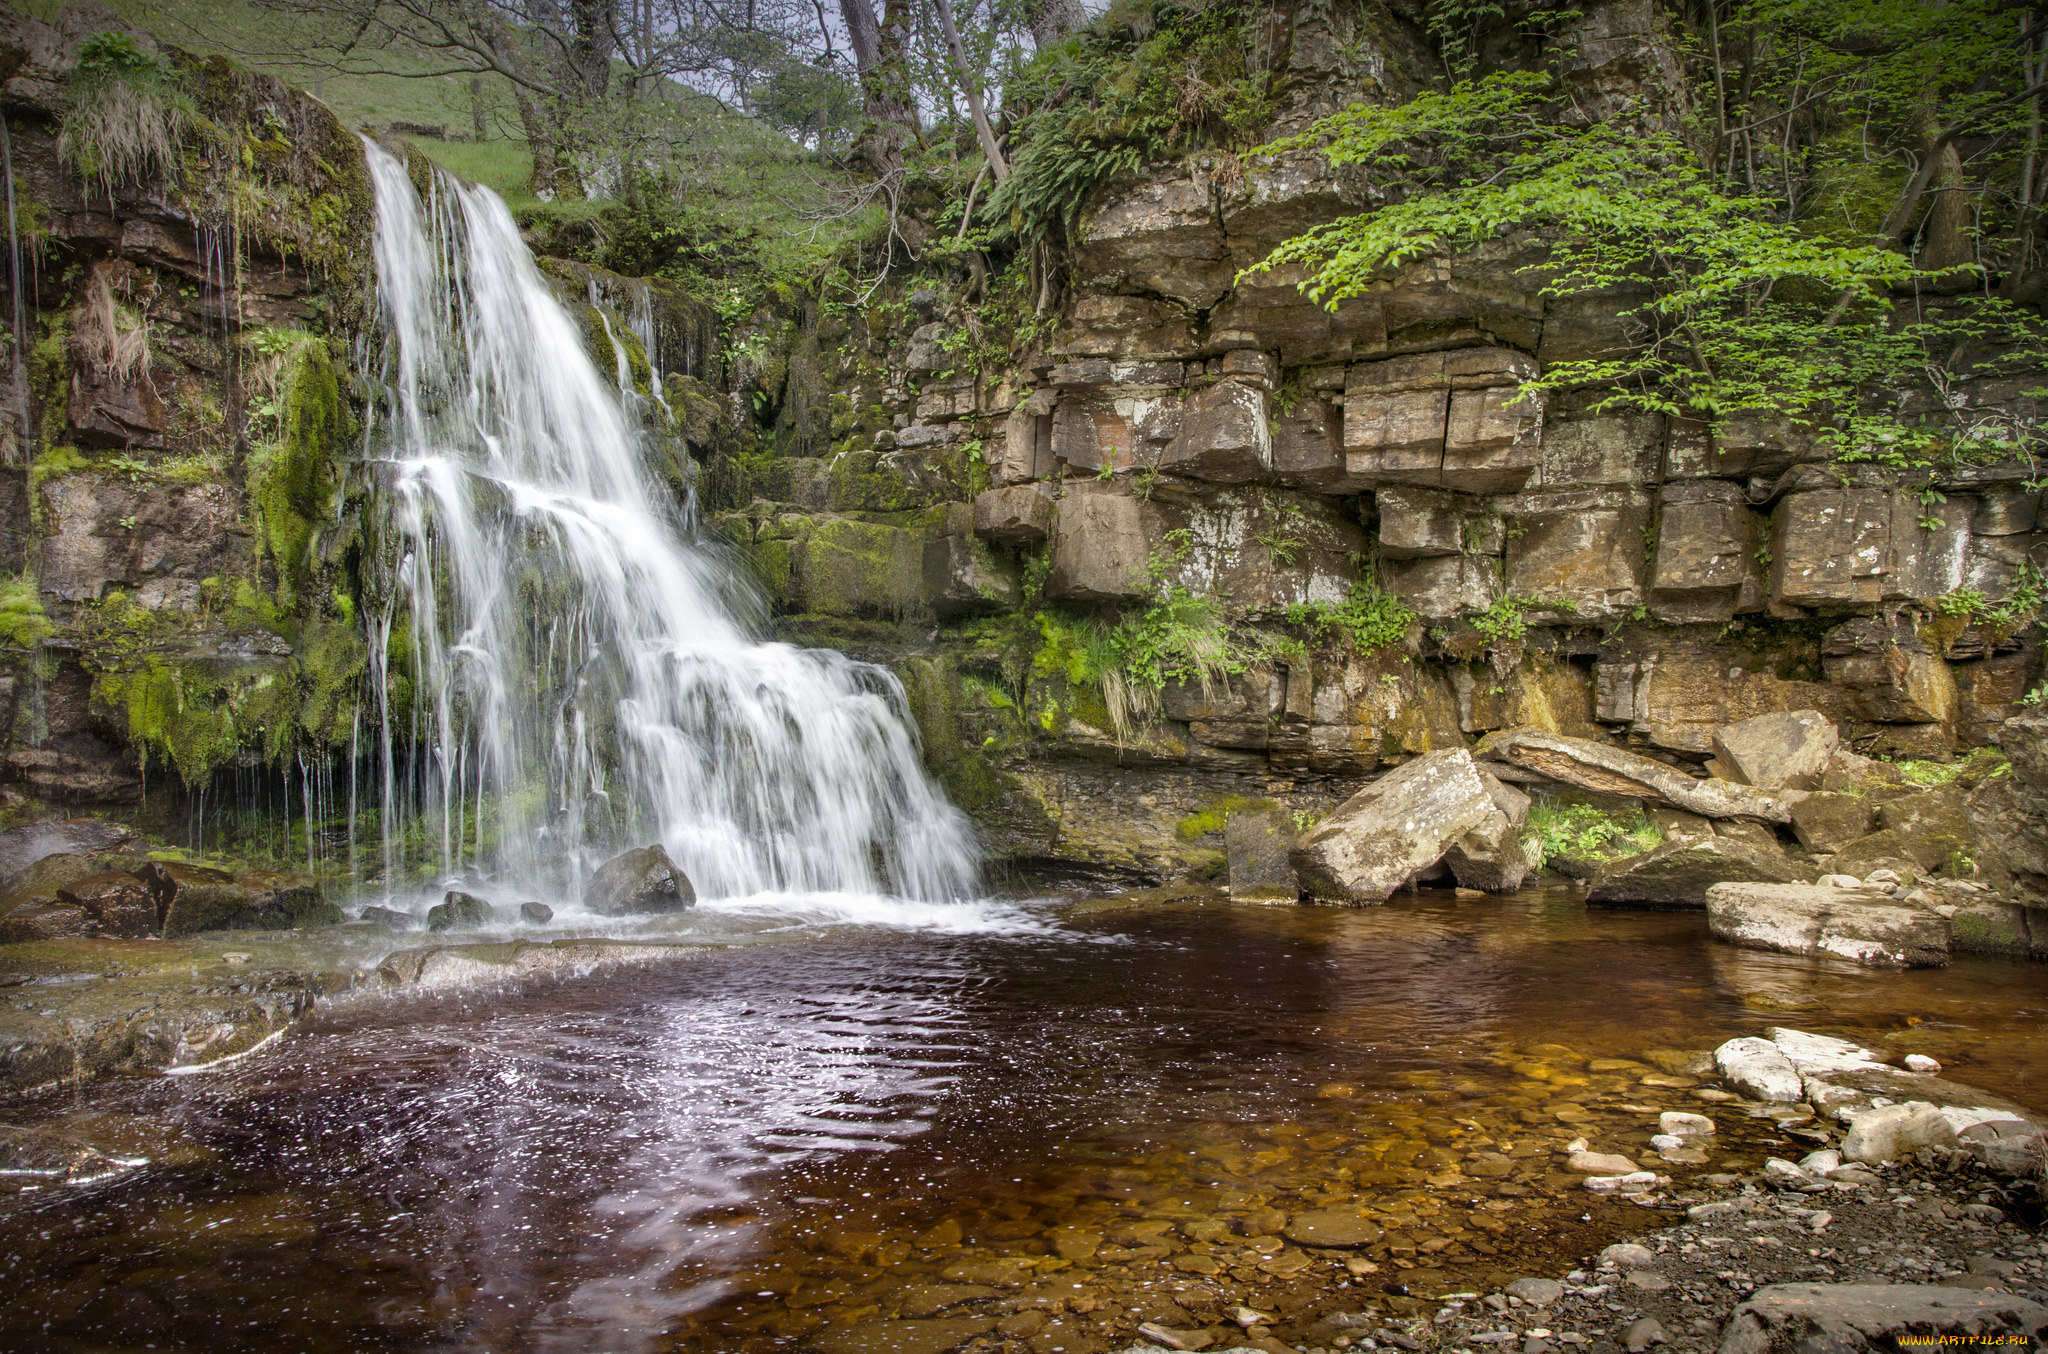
[3,885,2046,1354]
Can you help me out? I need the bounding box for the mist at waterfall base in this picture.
[171,143,990,932]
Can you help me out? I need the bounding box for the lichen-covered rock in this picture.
[1478,726,1797,821]
[1650,480,1762,622]
[1046,491,1152,603]
[1500,488,1651,620]
[1385,553,1500,620]
[1705,882,1950,967]
[1073,168,1232,309]
[1446,769,1532,892]
[973,484,1053,543]
[1712,710,1840,790]
[1588,837,1802,908]
[1157,380,1272,483]
[923,533,1019,620]
[1290,748,1497,903]
[1226,808,1298,902]
[584,843,695,915]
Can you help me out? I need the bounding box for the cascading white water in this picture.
[359,141,979,905]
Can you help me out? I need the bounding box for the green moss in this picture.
[0,575,52,650]
[1174,794,1277,842]
[248,339,343,608]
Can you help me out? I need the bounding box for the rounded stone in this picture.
[1282,1211,1384,1248]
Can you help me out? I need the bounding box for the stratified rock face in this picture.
[584,844,696,915]
[1705,882,1951,968]
[1290,749,1497,903]
[1718,1284,2048,1354]
[973,485,1053,543]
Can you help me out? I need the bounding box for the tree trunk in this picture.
[932,0,1007,178]
[1920,142,1974,274]
[838,0,917,179]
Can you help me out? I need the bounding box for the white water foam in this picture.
[359,141,980,907]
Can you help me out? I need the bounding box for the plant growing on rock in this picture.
[57,33,195,205]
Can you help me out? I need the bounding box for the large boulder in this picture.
[0,818,139,877]
[1291,749,1498,903]
[584,844,696,915]
[972,484,1053,543]
[147,862,340,938]
[1718,1284,2048,1354]
[1226,808,1298,902]
[56,871,158,938]
[0,852,97,919]
[1478,727,1797,822]
[0,898,95,942]
[1588,837,1803,908]
[1711,711,1840,790]
[1157,379,1272,483]
[1446,771,1532,892]
[1705,882,1950,968]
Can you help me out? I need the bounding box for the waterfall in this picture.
[358,141,979,905]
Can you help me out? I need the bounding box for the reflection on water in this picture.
[3,887,2045,1353]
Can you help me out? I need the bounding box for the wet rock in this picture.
[1226,809,1298,902]
[923,532,1020,619]
[0,1123,132,1183]
[1477,727,1797,822]
[1715,1036,1806,1103]
[1827,831,1922,883]
[1588,838,1804,909]
[148,863,339,938]
[1568,1150,1640,1175]
[1718,1284,2048,1354]
[1905,1053,1941,1073]
[972,484,1053,543]
[56,871,157,938]
[1841,1104,1959,1164]
[584,844,694,915]
[1712,711,1839,790]
[813,1315,1001,1354]
[1283,1210,1384,1247]
[518,902,553,925]
[0,852,97,917]
[427,891,497,932]
[0,897,95,942]
[358,905,413,931]
[1706,882,1950,968]
[1290,749,1498,903]
[1661,1112,1716,1138]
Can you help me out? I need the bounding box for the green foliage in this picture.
[1250,66,2048,468]
[58,32,195,203]
[1282,574,1417,655]
[0,575,52,651]
[246,335,344,609]
[1520,801,1662,870]
[1471,593,1547,644]
[987,0,1278,248]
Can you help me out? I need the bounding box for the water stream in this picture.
[3,890,2045,1353]
[357,141,976,907]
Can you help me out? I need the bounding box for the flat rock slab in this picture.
[1716,1036,1805,1103]
[1706,882,1950,967]
[1588,838,1802,909]
[1718,1284,2048,1354]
